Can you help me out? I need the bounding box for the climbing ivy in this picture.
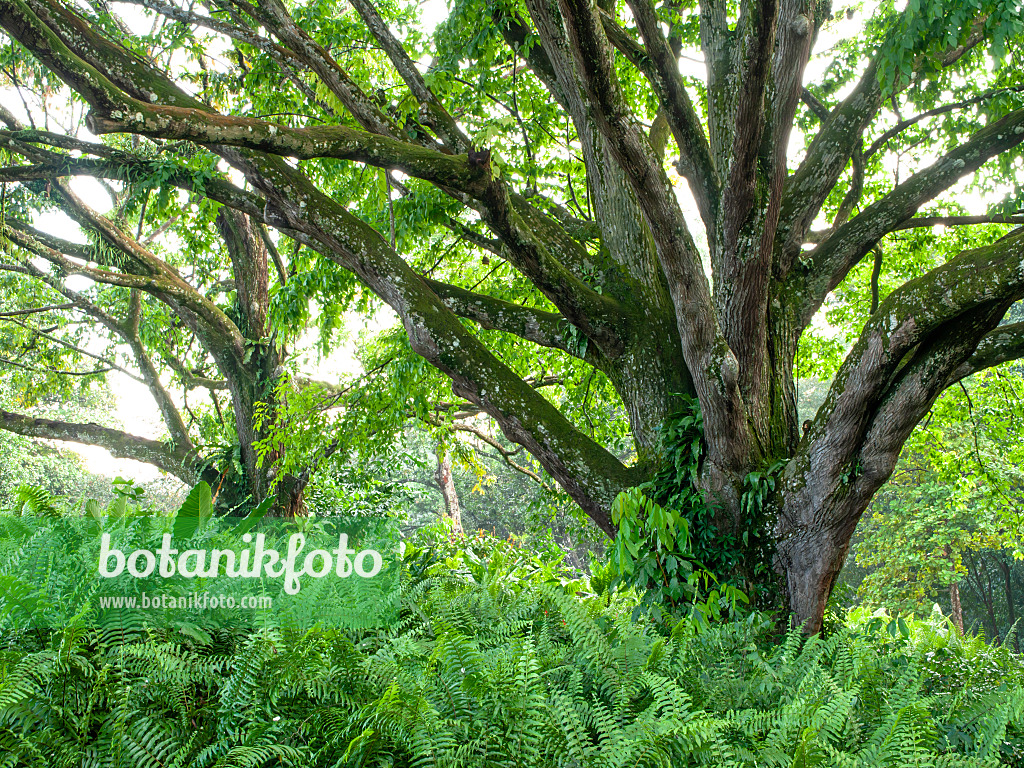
[609,396,783,612]
[607,486,749,624]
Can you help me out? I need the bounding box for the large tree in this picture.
[0,0,1022,631]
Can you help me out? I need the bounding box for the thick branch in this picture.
[780,234,1024,542]
[950,322,1024,382]
[423,278,576,354]
[0,130,265,216]
[224,152,636,530]
[767,0,815,171]
[0,0,637,528]
[216,208,270,340]
[82,100,609,331]
[807,229,1024,455]
[621,0,717,231]
[775,61,882,269]
[252,0,401,138]
[799,108,1024,325]
[0,408,201,483]
[718,0,777,256]
[85,104,487,194]
[778,16,990,267]
[347,0,470,152]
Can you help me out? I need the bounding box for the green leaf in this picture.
[232,495,274,536]
[174,481,212,540]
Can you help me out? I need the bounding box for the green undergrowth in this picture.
[1,528,1024,767]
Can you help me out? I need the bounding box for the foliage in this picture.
[875,0,1024,95]
[1,515,1024,766]
[607,486,749,624]
[610,397,780,613]
[856,480,1002,615]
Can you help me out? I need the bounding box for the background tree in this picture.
[0,116,306,512]
[853,480,1000,631]
[0,0,1023,631]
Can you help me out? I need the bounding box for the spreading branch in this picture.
[798,108,1024,325]
[423,278,581,356]
[613,1,718,230]
[950,322,1024,382]
[0,408,202,483]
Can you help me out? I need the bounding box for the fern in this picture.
[1,514,1023,766]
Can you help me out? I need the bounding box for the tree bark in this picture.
[434,445,463,534]
[950,582,964,635]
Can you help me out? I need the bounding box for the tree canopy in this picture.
[0,0,1023,631]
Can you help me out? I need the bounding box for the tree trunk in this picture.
[950,582,964,635]
[986,570,1001,644]
[435,445,463,534]
[775,513,859,635]
[999,558,1019,651]
[946,544,965,635]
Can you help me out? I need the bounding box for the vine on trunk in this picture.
[609,397,783,614]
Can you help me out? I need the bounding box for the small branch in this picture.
[441,218,504,255]
[433,417,549,488]
[806,214,1024,243]
[0,315,145,382]
[161,352,229,390]
[831,142,865,230]
[0,303,75,317]
[869,247,883,314]
[260,225,290,284]
[865,86,1024,159]
[0,357,113,377]
[142,214,180,244]
[800,88,830,122]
